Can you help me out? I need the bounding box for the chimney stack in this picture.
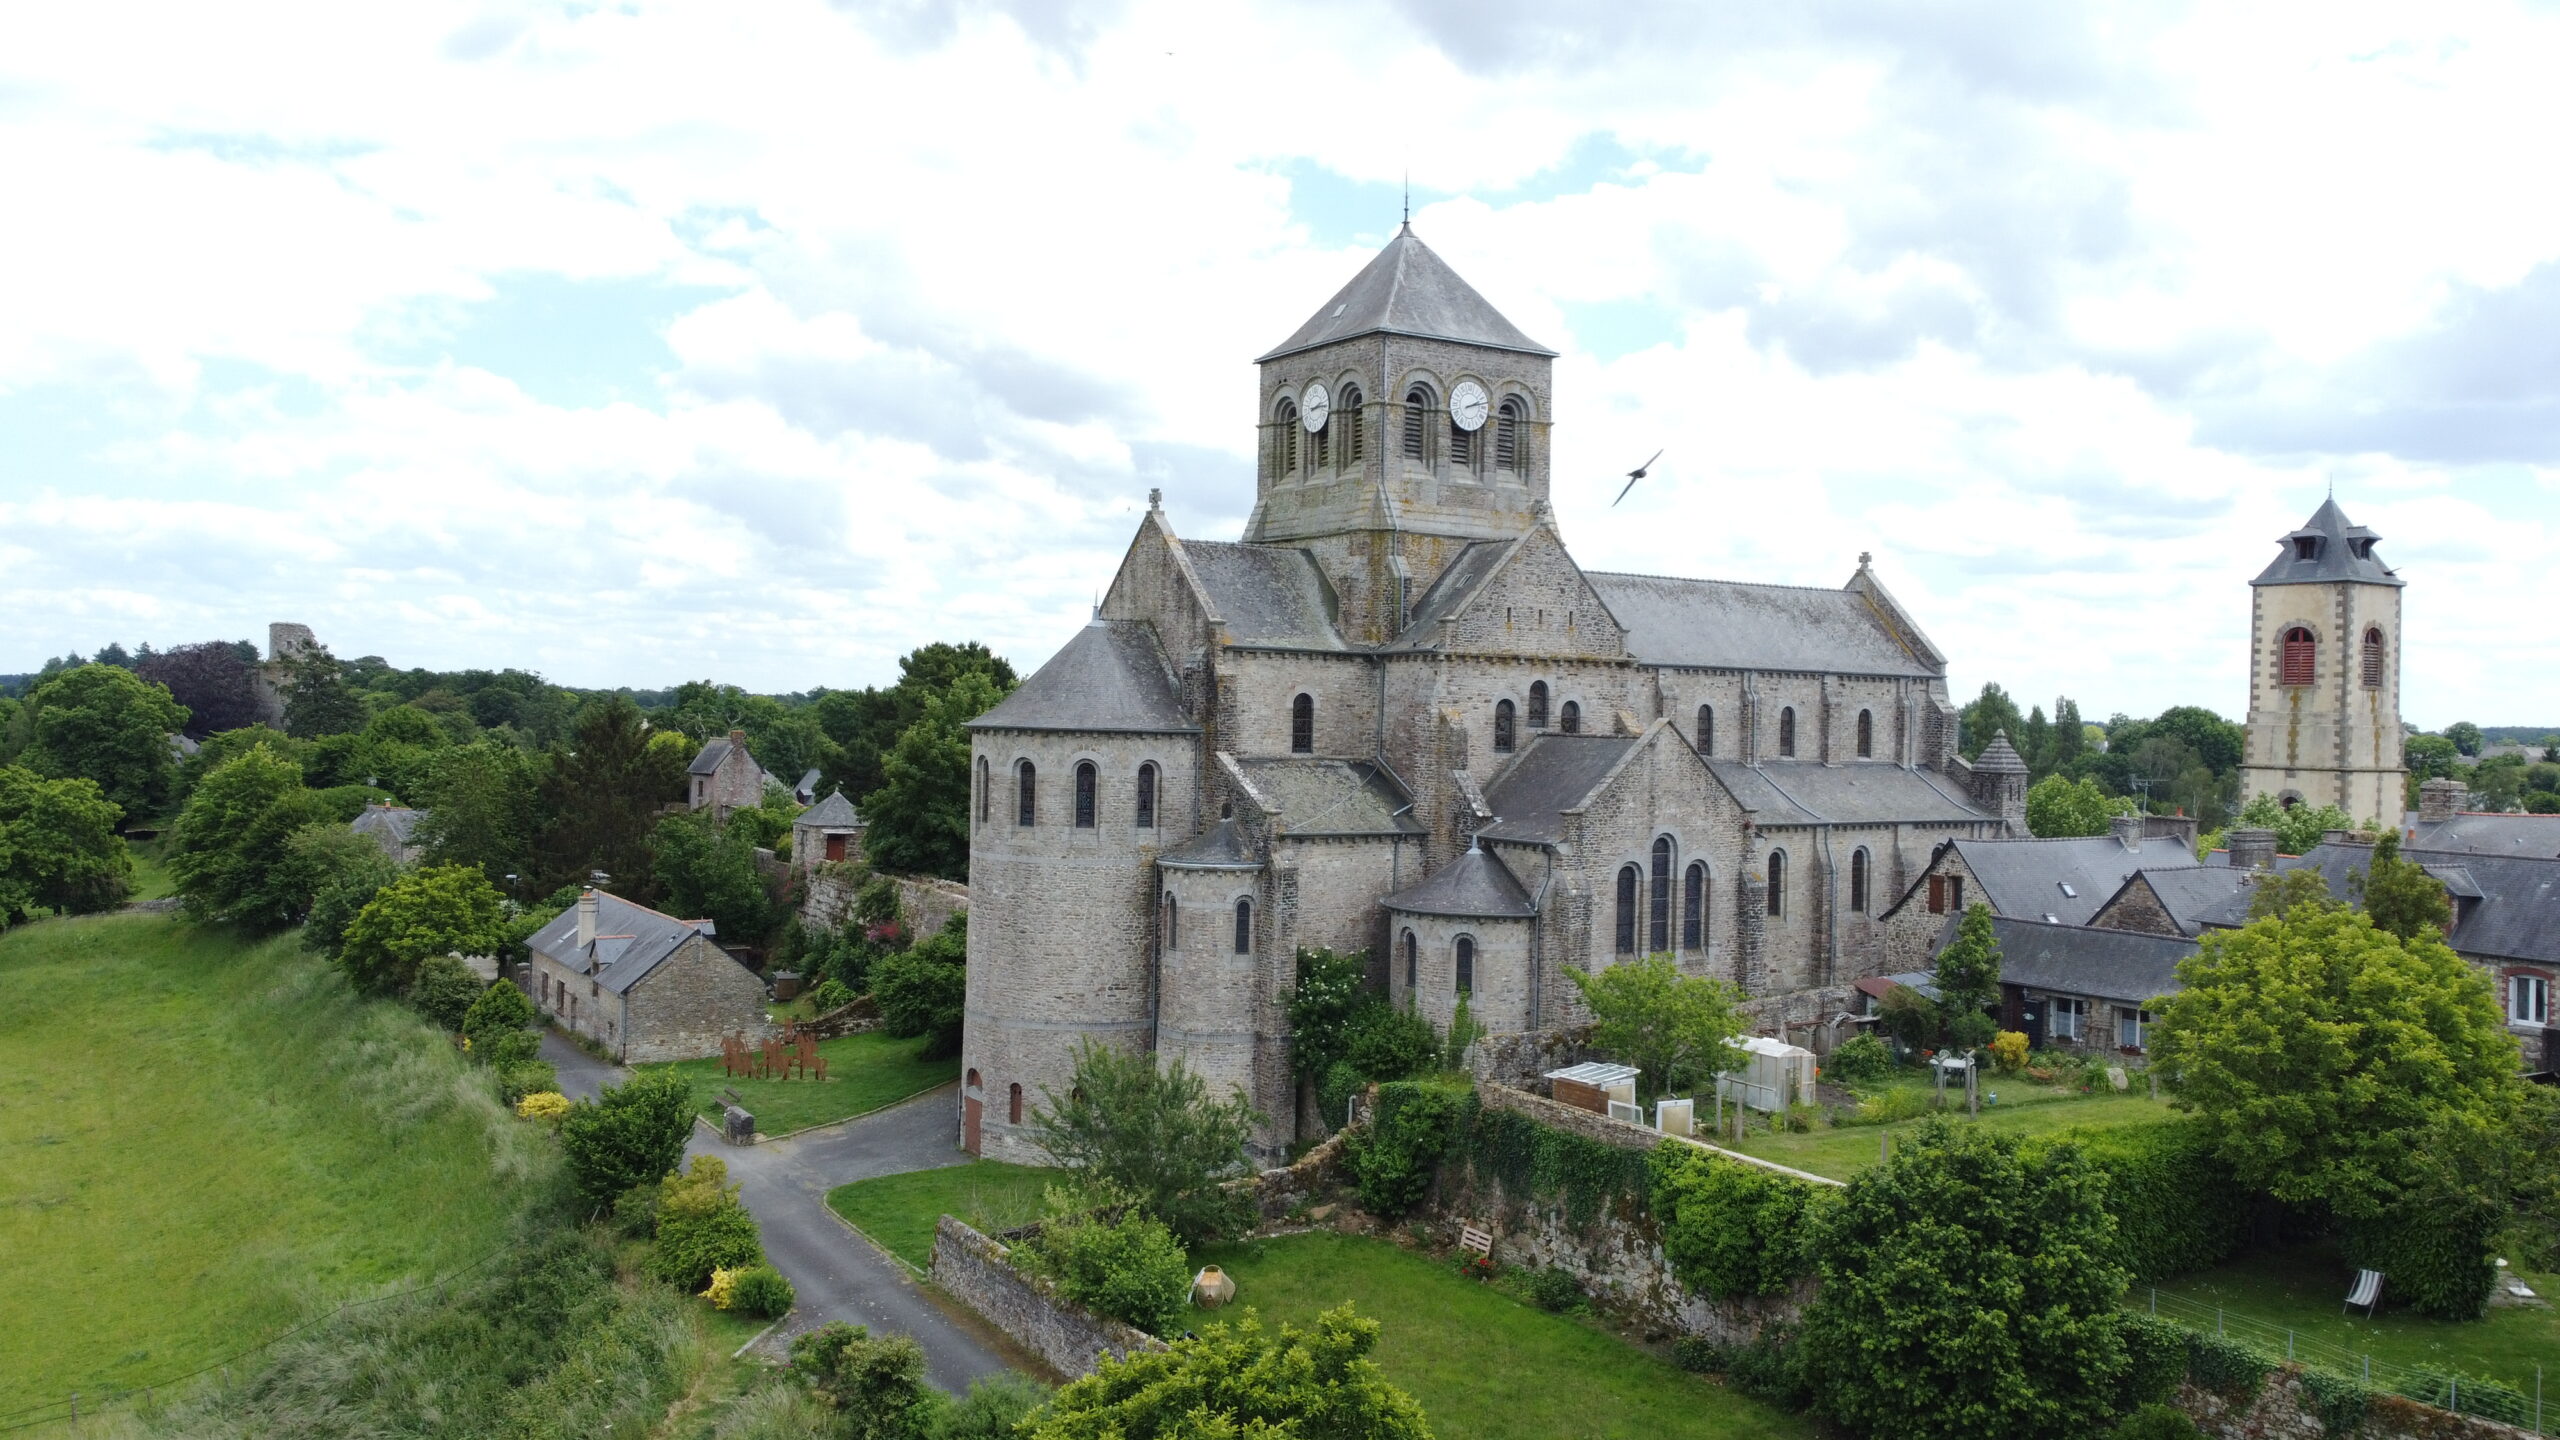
[2418,777,2466,825]
[2226,828,2277,872]
[727,727,748,749]
[2110,813,2143,853]
[578,887,599,948]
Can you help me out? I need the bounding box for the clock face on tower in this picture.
[1300,382,1330,432]
[1449,380,1489,431]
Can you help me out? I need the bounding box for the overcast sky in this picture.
[4,2,2554,728]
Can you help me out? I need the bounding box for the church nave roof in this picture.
[1707,760,1991,829]
[1181,540,1348,651]
[1587,572,1938,678]
[1231,757,1423,838]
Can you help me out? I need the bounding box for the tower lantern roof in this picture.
[2251,497,2403,588]
[1256,224,1555,364]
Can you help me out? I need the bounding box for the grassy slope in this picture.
[1193,1233,1814,1440]
[668,1030,957,1135]
[826,1160,1054,1270]
[1717,1081,2173,1181]
[124,838,176,903]
[0,914,545,1415]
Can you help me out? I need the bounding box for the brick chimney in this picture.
[2226,828,2277,871]
[2110,813,2143,853]
[727,727,748,751]
[578,887,599,948]
[2418,777,2466,825]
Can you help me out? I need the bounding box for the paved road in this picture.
[688,1085,1012,1391]
[539,1027,625,1102]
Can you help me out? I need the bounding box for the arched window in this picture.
[2281,626,2316,687]
[977,756,990,824]
[1767,850,1787,917]
[1339,385,1364,463]
[1162,893,1178,951]
[1275,399,1299,475]
[1650,837,1674,953]
[1314,406,1331,468]
[1135,762,1158,829]
[2362,627,2385,689]
[1016,760,1036,827]
[1560,700,1581,735]
[1402,385,1431,460]
[1449,411,1474,470]
[1614,864,1640,954]
[1494,699,1516,753]
[1008,1083,1023,1124]
[1455,936,1475,994]
[1234,898,1253,954]
[1402,929,1418,990]
[1074,760,1097,828]
[1857,709,1873,759]
[1527,681,1549,730]
[1778,706,1797,758]
[1683,862,1707,950]
[1291,692,1314,753]
[966,1067,981,1090]
[1495,396,1525,471]
[1850,848,1870,913]
[1696,704,1714,756]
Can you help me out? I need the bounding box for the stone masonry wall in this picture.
[801,869,970,938]
[929,1215,1167,1379]
[621,933,771,1063]
[2175,1370,2541,1440]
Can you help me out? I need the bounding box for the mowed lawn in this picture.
[1192,1233,1814,1440]
[668,1030,957,1136]
[1716,1082,2174,1181]
[0,914,540,1415]
[826,1160,1053,1270]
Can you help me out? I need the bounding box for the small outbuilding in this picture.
[1544,1060,1639,1115]
[791,788,866,880]
[351,801,427,864]
[1718,1035,1817,1112]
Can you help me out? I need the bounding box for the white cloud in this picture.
[0,0,2555,729]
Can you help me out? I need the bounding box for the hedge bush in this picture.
[1453,1100,1649,1227]
[1822,1033,1890,1083]
[2345,1197,2501,1321]
[1343,1001,1439,1085]
[1345,1081,1466,1217]
[2297,1366,2374,1435]
[409,953,485,1031]
[1523,1267,1581,1312]
[2398,1368,2534,1427]
[1648,1143,1826,1298]
[724,1264,796,1320]
[648,1156,764,1291]
[2180,1330,2270,1398]
[2106,1403,2202,1440]
[2114,1313,2188,1411]
[496,1058,559,1105]
[1025,1208,1191,1336]
[2036,1119,2247,1281]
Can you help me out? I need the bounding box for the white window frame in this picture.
[2513,973,2551,1028]
[2049,996,2086,1041]
[2117,1007,2151,1050]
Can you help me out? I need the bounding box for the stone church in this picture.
[958,226,2022,1160]
[2236,498,2406,823]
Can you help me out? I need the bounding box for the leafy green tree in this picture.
[1802,1119,2130,1440]
[2148,705,2245,777]
[2405,733,2460,781]
[2228,792,2357,854]
[2049,697,2088,773]
[1286,945,1370,1086]
[1933,902,2003,1051]
[790,1323,937,1440]
[353,704,451,799]
[2025,774,2126,838]
[2020,705,2052,778]
[1029,1306,1430,1440]
[648,810,771,943]
[1031,1039,1261,1244]
[461,977,541,1064]
[1566,953,1745,1100]
[0,766,132,923]
[169,745,331,930]
[813,641,1018,805]
[1022,1205,1192,1335]
[872,912,967,1056]
[861,671,1005,881]
[409,953,486,1031]
[134,640,263,737]
[19,663,189,816]
[410,740,539,884]
[289,821,403,959]
[1959,682,2025,762]
[2350,830,2452,941]
[2151,894,2524,1239]
[280,644,366,739]
[2444,721,2483,757]
[535,695,686,892]
[559,1067,696,1213]
[338,863,508,996]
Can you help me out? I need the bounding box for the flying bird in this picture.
[1611,450,1664,507]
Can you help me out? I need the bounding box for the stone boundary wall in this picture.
[1236,1128,1351,1221]
[2176,1371,2541,1440]
[803,992,883,1041]
[802,869,969,938]
[928,1215,1167,1379]
[1477,1084,1841,1189]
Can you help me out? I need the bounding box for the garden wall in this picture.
[1238,1128,1351,1222]
[803,870,969,937]
[2175,1369,2541,1440]
[928,1215,1166,1379]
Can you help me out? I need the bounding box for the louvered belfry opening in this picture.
[1402,386,1430,459]
[2281,626,2316,687]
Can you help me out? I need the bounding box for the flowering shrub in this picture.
[1456,1253,1496,1282]
[515,1090,572,1122]
[703,1266,741,1310]
[1989,1031,2029,1073]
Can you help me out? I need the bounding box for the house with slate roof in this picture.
[1975,916,2195,1056]
[958,226,2026,1162]
[2401,778,2560,859]
[526,887,769,1062]
[351,801,427,864]
[688,728,768,823]
[1869,813,2206,977]
[791,788,865,881]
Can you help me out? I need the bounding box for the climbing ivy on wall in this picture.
[1647,1143,1832,1299]
[1450,1099,1651,1228]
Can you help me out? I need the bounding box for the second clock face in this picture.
[1449,380,1490,431]
[1300,382,1331,432]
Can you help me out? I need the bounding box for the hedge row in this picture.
[2029,1118,2246,1282]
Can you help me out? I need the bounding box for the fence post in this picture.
[70,1393,78,1421]
[2287,1330,2294,1360]
[2363,1355,2369,1384]
[2451,1375,2457,1413]
[2217,1307,2224,1336]
[2150,1287,2157,1316]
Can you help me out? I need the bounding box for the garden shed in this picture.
[1717,1036,1817,1112]
[1544,1061,1638,1115]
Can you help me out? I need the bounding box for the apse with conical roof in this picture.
[2238,497,2407,823]
[1246,224,1558,645]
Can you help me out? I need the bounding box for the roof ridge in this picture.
[1587,570,1854,595]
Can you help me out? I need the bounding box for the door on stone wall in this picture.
[962,1067,983,1155]
[2018,996,2046,1050]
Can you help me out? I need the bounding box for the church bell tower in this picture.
[1244,225,1557,645]
[2238,499,2407,823]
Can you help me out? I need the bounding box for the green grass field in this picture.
[1716,1079,2173,1181]
[668,1030,958,1136]
[826,1160,1054,1270]
[0,912,545,1417]
[1191,1233,1814,1440]
[2147,1242,2560,1394]
[124,836,176,902]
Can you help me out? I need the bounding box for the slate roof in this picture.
[969,620,1196,734]
[2251,498,2403,588]
[1182,541,1346,651]
[2276,843,2560,965]
[794,767,822,802]
[1582,573,1937,677]
[1233,758,1422,837]
[1383,844,1538,918]
[1708,761,1991,828]
[1973,732,2028,775]
[1975,916,2195,1008]
[1256,224,1555,364]
[350,804,426,856]
[2101,866,2254,937]
[687,736,733,776]
[1477,735,1637,844]
[527,891,720,997]
[1158,817,1263,870]
[794,789,863,830]
[1383,541,1518,651]
[1910,834,2201,928]
[2400,811,2560,859]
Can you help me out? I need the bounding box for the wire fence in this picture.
[2137,1286,2551,1435]
[0,1246,513,1435]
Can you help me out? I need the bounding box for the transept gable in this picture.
[1385,522,1627,660]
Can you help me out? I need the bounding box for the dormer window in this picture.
[2294,536,2320,561]
[2350,538,2372,559]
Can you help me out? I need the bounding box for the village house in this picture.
[1869,814,2205,976]
[791,788,866,882]
[688,728,769,822]
[351,801,426,864]
[2403,778,2560,858]
[1983,916,2193,1057]
[525,888,769,1062]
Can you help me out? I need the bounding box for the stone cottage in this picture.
[525,888,769,1062]
[688,728,769,822]
[351,801,426,864]
[791,788,866,882]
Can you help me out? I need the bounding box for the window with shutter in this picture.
[1402,386,1430,458]
[1495,397,1522,470]
[2281,627,2316,687]
[1929,874,1946,914]
[2362,627,2384,689]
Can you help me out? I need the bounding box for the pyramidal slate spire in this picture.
[1256,225,1556,364]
